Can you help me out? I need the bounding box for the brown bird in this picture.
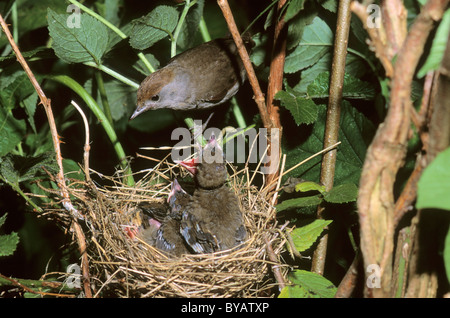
[138,180,191,256]
[130,36,253,119]
[179,135,247,254]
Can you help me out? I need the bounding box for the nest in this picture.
[48,153,288,298]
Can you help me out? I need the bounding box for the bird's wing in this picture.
[180,211,218,254]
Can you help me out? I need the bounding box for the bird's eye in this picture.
[151,95,160,102]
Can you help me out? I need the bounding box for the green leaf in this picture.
[307,72,375,100]
[417,9,450,78]
[293,52,366,94]
[295,181,326,194]
[416,147,450,210]
[282,101,375,186]
[84,79,137,121]
[276,194,323,212]
[284,0,307,22]
[47,8,109,64]
[0,107,26,157]
[177,0,205,50]
[279,270,337,298]
[0,214,19,257]
[275,90,319,125]
[0,153,58,186]
[319,0,338,12]
[0,232,20,257]
[129,5,179,50]
[284,17,333,73]
[323,183,358,203]
[290,219,332,252]
[444,226,450,285]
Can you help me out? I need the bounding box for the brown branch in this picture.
[351,1,395,77]
[334,252,361,298]
[217,0,272,129]
[311,0,352,275]
[264,0,287,194]
[0,14,92,298]
[356,0,449,297]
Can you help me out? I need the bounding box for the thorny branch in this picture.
[0,14,92,298]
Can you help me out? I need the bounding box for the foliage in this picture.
[0,214,19,257]
[0,0,448,298]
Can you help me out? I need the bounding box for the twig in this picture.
[334,252,360,298]
[0,273,76,298]
[263,234,286,291]
[0,14,82,220]
[71,101,91,183]
[350,1,395,77]
[217,0,272,129]
[264,0,287,188]
[0,14,92,298]
[311,0,352,275]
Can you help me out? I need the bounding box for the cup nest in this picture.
[46,154,288,298]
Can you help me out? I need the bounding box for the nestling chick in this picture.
[138,180,191,256]
[179,135,247,254]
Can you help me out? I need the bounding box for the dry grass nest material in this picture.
[49,153,288,298]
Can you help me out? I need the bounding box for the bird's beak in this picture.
[130,106,146,120]
[176,158,198,175]
[168,179,186,203]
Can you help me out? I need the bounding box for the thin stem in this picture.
[0,176,42,212]
[94,71,113,124]
[311,0,352,275]
[48,75,135,186]
[199,16,211,42]
[84,61,139,89]
[171,0,194,57]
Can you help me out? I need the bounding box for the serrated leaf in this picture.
[291,219,332,252]
[307,72,375,100]
[295,181,326,194]
[279,270,337,298]
[416,147,450,210]
[275,90,319,125]
[417,10,450,78]
[0,153,58,186]
[0,107,26,158]
[276,195,323,212]
[284,17,333,73]
[129,5,178,50]
[323,183,358,203]
[293,52,367,94]
[282,101,375,186]
[0,72,36,111]
[0,232,20,257]
[47,8,109,64]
